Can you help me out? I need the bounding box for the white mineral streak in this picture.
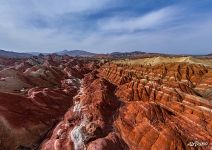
[70,79,90,150]
[71,115,90,150]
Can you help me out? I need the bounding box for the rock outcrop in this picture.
[40,73,128,150]
[0,56,98,149]
[0,56,211,150]
[98,63,212,150]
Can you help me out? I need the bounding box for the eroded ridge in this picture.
[98,62,212,150]
[0,56,211,150]
[40,71,129,150]
[0,56,98,149]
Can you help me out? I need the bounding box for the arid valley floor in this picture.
[0,54,211,150]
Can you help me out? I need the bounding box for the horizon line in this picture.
[0,48,211,56]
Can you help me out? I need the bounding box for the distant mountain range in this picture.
[0,49,211,58]
[0,49,96,58]
[56,50,96,57]
[0,49,33,58]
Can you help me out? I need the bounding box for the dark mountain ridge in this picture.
[56,50,96,57]
[0,49,211,58]
[0,49,33,58]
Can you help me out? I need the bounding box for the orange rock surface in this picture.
[98,63,212,150]
[0,56,211,150]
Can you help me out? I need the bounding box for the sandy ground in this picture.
[113,56,212,67]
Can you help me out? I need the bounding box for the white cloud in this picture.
[98,6,180,33]
[0,0,113,28]
[0,0,113,51]
[0,1,211,54]
[31,0,112,17]
[73,17,212,54]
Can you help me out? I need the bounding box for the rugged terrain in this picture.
[0,55,211,150]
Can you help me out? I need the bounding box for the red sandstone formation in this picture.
[0,56,98,149]
[40,74,128,150]
[0,56,211,150]
[0,88,75,149]
[98,63,212,150]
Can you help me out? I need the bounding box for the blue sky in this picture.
[0,0,212,54]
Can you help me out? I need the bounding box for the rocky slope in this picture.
[98,62,212,150]
[0,55,99,149]
[0,56,211,150]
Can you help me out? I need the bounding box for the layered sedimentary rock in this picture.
[0,88,76,149]
[40,61,211,150]
[40,73,128,150]
[0,56,98,149]
[98,62,212,150]
[0,56,211,150]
